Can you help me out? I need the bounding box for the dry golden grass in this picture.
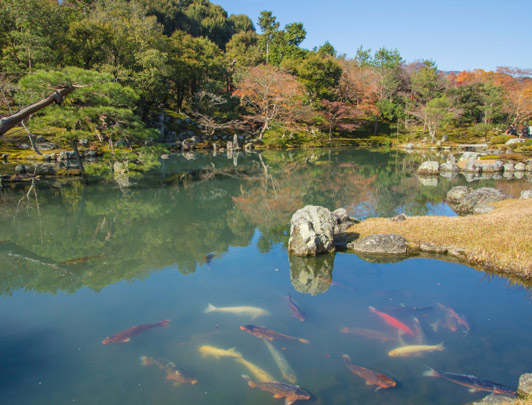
[348,198,532,278]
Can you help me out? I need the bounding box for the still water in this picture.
[0,149,531,404]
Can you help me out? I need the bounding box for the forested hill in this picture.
[1,0,531,161]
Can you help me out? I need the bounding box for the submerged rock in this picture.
[446,186,506,215]
[348,234,407,255]
[288,205,336,256]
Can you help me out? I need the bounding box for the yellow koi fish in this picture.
[198,345,242,360]
[388,342,444,357]
[263,338,297,384]
[204,303,269,319]
[234,356,277,383]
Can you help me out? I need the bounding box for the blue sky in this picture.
[215,0,532,72]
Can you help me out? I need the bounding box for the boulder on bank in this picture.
[288,205,336,256]
[331,208,359,233]
[478,160,504,172]
[347,234,407,255]
[520,189,532,199]
[417,161,440,175]
[446,186,506,215]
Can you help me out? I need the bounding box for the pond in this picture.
[0,148,531,404]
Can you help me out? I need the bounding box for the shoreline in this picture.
[346,199,532,283]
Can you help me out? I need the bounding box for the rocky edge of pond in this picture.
[289,185,532,278]
[416,152,532,181]
[472,373,532,404]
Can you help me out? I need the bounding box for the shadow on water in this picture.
[0,326,54,400]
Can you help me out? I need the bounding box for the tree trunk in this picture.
[0,86,76,135]
[374,118,378,136]
[71,139,88,185]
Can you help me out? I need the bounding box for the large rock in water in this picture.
[446,186,506,215]
[348,234,407,255]
[288,205,336,256]
[417,161,440,175]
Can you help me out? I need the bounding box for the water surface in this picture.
[1,149,531,404]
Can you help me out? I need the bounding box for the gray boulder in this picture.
[463,158,482,173]
[33,163,56,176]
[503,163,515,172]
[446,186,506,215]
[331,208,358,233]
[505,138,522,145]
[479,160,504,172]
[289,205,336,256]
[15,164,27,175]
[36,142,56,151]
[440,162,460,172]
[460,152,482,162]
[520,189,532,199]
[348,234,407,255]
[518,373,532,396]
[417,161,440,175]
[514,162,526,172]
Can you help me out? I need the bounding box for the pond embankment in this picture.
[347,198,532,280]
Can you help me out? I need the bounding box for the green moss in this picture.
[490,134,516,145]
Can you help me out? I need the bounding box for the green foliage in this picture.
[489,134,516,145]
[0,0,75,75]
[296,54,342,101]
[16,67,156,143]
[225,31,263,67]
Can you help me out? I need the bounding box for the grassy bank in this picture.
[347,199,532,279]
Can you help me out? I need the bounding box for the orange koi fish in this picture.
[369,306,414,336]
[140,356,197,386]
[240,325,309,344]
[342,354,397,390]
[102,320,170,344]
[437,303,470,334]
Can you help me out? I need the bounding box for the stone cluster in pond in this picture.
[288,205,358,256]
[416,152,532,183]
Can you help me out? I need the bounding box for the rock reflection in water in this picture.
[289,254,335,295]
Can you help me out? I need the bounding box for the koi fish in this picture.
[437,303,471,334]
[264,339,297,384]
[423,368,517,396]
[339,327,397,343]
[240,325,309,344]
[102,320,170,344]
[286,295,305,322]
[235,356,277,383]
[140,356,197,385]
[342,354,397,390]
[369,306,414,336]
[388,342,444,357]
[198,345,242,359]
[204,303,269,319]
[412,317,426,345]
[241,374,310,405]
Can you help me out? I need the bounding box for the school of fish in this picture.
[98,292,520,404]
